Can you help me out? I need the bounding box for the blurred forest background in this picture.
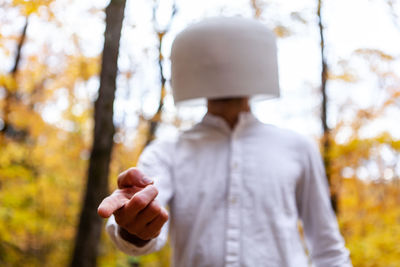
[0,0,400,266]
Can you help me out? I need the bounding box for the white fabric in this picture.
[170,17,280,104]
[106,112,352,267]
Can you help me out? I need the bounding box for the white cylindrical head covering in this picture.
[170,16,280,104]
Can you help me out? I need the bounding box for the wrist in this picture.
[118,226,151,247]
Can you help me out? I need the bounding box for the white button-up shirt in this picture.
[106,112,352,267]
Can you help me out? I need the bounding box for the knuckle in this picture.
[149,202,161,214]
[161,208,169,217]
[146,230,158,240]
[152,230,161,238]
[163,212,169,221]
[145,184,157,194]
[132,196,148,209]
[160,210,169,222]
[150,185,159,195]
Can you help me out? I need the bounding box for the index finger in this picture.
[118,167,153,189]
[97,187,139,218]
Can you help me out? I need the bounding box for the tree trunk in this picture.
[317,0,338,213]
[70,1,126,266]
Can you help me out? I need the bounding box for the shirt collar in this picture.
[200,111,258,134]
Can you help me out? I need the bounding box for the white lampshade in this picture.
[170,16,280,104]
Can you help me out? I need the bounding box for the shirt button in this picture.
[230,197,237,204]
[232,162,238,169]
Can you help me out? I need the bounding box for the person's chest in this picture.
[170,129,304,218]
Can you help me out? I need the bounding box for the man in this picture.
[98,17,352,266]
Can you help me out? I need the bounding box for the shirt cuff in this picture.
[106,215,158,256]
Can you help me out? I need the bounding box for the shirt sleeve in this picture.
[296,138,352,267]
[105,139,174,256]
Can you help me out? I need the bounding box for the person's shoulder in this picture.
[148,135,178,148]
[256,121,316,151]
[142,135,178,158]
[146,121,207,150]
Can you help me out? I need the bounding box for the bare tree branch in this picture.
[145,0,177,146]
[317,0,338,213]
[0,16,29,141]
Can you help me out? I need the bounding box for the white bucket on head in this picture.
[170,16,280,106]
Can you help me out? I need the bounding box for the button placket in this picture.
[225,133,242,267]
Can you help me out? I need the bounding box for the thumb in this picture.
[117,167,153,189]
